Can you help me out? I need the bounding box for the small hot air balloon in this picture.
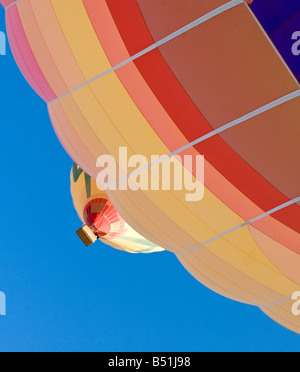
[71,163,164,254]
[2,0,300,334]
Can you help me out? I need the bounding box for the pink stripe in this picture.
[6,6,56,102]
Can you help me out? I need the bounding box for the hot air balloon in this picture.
[71,162,164,253]
[2,0,300,333]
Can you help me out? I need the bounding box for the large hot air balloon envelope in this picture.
[2,0,300,333]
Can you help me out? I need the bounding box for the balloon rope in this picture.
[105,89,300,189]
[260,295,293,309]
[175,197,300,310]
[176,196,300,255]
[5,0,20,10]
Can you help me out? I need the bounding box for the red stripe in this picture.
[104,0,300,233]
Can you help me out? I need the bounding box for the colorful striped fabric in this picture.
[2,0,300,333]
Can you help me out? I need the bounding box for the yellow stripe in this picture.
[51,0,111,81]
[30,0,85,92]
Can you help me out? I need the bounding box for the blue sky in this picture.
[0,7,300,352]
